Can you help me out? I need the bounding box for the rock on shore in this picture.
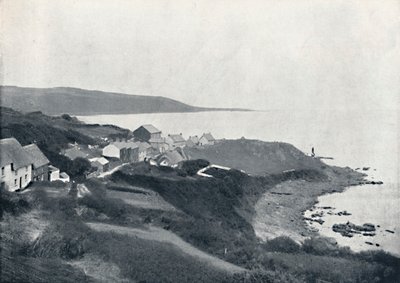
[332,222,376,238]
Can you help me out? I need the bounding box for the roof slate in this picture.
[168,134,186,143]
[157,150,185,165]
[138,142,151,151]
[141,124,161,134]
[188,136,199,143]
[202,133,215,141]
[90,157,109,165]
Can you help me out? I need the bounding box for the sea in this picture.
[78,109,399,256]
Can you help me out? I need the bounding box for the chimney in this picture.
[180,133,182,135]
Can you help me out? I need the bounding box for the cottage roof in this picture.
[189,136,199,143]
[60,172,69,178]
[149,137,165,143]
[23,144,49,168]
[90,157,109,165]
[126,141,139,149]
[140,124,161,134]
[48,165,60,172]
[97,157,109,165]
[186,139,195,147]
[64,147,88,160]
[111,141,139,150]
[0,138,33,169]
[138,142,151,151]
[157,150,185,165]
[202,133,215,142]
[168,134,185,143]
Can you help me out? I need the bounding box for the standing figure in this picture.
[311,147,315,157]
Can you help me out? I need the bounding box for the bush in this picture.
[68,157,91,178]
[262,236,301,253]
[0,190,30,219]
[61,114,73,121]
[181,159,210,176]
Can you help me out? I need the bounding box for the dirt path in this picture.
[98,164,126,178]
[86,222,245,274]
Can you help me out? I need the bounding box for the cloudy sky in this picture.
[1,0,399,109]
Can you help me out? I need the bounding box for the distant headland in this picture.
[0,86,251,116]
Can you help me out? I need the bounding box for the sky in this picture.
[1,0,399,110]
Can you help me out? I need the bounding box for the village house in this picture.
[23,144,50,181]
[0,138,33,191]
[133,124,168,153]
[186,135,200,147]
[102,141,139,163]
[138,142,152,161]
[133,124,162,142]
[89,157,110,173]
[166,134,186,149]
[199,133,216,146]
[48,165,61,182]
[149,138,169,153]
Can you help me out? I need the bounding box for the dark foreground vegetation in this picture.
[1,166,399,283]
[109,163,400,283]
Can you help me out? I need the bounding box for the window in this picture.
[15,170,18,176]
[25,174,28,181]
[1,167,4,176]
[14,179,17,185]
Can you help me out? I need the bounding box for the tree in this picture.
[69,158,91,178]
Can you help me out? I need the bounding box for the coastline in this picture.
[253,164,400,257]
[253,166,368,243]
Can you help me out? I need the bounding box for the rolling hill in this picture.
[0,86,247,115]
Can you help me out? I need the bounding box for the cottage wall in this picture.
[1,164,32,192]
[133,127,162,142]
[33,165,49,181]
[49,168,60,181]
[199,136,208,146]
[133,127,151,141]
[165,137,186,149]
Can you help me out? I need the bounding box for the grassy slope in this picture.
[185,139,324,175]
[0,86,248,115]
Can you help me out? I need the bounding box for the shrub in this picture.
[181,159,210,176]
[61,114,73,121]
[0,190,30,219]
[68,157,91,178]
[262,236,301,253]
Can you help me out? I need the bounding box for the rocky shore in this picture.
[253,165,366,242]
[332,222,376,238]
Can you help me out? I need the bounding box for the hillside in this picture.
[0,86,248,115]
[185,139,324,175]
[0,107,129,178]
